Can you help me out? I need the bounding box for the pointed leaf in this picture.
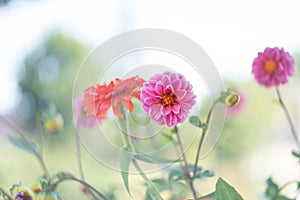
[216,178,243,200]
[151,179,169,191]
[168,168,185,182]
[119,147,133,195]
[7,136,38,155]
[265,178,279,198]
[135,153,181,164]
[291,150,300,158]
[189,116,206,128]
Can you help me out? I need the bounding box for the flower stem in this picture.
[174,126,197,200]
[0,188,13,200]
[75,125,99,200]
[193,100,218,178]
[52,176,108,200]
[118,111,163,200]
[276,88,300,151]
[75,126,85,181]
[0,116,50,177]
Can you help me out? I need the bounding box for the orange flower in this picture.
[83,76,145,119]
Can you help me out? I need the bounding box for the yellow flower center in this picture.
[264,60,277,73]
[162,94,176,106]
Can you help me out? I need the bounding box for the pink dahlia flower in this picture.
[252,47,294,88]
[141,71,196,127]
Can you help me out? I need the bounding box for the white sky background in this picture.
[0,0,300,113]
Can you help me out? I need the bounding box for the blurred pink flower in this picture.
[73,96,98,128]
[252,47,294,88]
[227,89,246,117]
[141,71,196,127]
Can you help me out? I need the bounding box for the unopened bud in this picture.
[44,113,64,133]
[225,93,240,107]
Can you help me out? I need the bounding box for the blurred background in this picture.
[0,0,300,199]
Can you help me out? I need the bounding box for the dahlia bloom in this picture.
[73,96,98,128]
[141,71,196,127]
[252,47,295,87]
[83,76,145,119]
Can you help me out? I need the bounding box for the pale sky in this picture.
[1,0,300,113]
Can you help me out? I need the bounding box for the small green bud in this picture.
[225,93,240,107]
[220,89,240,107]
[43,113,64,134]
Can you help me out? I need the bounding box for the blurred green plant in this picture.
[16,31,88,132]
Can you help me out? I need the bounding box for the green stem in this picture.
[75,125,98,200]
[119,111,163,200]
[0,188,13,200]
[174,126,197,200]
[52,176,108,200]
[193,100,218,178]
[276,88,300,151]
[132,159,163,200]
[0,116,50,177]
[272,180,299,200]
[75,126,85,181]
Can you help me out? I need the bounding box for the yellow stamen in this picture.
[264,60,277,73]
[162,94,175,106]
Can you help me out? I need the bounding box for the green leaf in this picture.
[291,150,300,158]
[151,179,169,191]
[274,195,293,200]
[56,171,73,180]
[194,169,215,179]
[134,153,181,164]
[189,116,206,128]
[7,136,38,155]
[198,192,216,199]
[119,147,134,195]
[216,178,243,200]
[168,167,185,182]
[161,132,174,141]
[265,178,279,198]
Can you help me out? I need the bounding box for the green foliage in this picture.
[265,178,280,198]
[144,176,188,200]
[264,178,299,200]
[291,150,300,158]
[119,147,134,195]
[216,178,244,200]
[134,153,182,164]
[167,165,214,183]
[16,31,89,131]
[7,136,38,155]
[189,116,206,129]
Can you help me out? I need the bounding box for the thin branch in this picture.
[174,126,197,200]
[276,88,300,151]
[193,100,218,178]
[52,176,108,200]
[0,116,50,177]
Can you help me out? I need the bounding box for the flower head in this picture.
[73,96,98,128]
[252,47,295,87]
[83,76,145,119]
[11,184,35,200]
[141,71,196,127]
